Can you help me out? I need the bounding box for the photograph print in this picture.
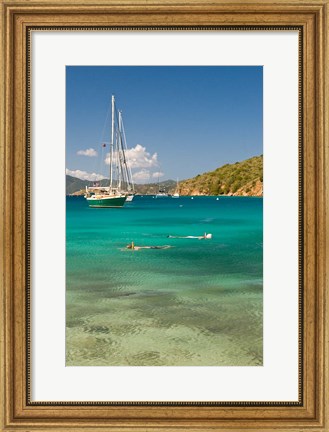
[65,66,263,366]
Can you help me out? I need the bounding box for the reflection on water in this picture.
[66,196,263,366]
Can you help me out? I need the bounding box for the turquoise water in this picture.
[66,195,263,366]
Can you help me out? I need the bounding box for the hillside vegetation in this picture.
[134,180,176,195]
[66,175,109,195]
[66,175,175,196]
[179,155,263,196]
[66,155,263,196]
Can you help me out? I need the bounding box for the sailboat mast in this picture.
[119,111,134,192]
[109,95,115,191]
[118,111,122,190]
[116,129,121,190]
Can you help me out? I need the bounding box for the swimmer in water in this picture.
[126,242,171,250]
[167,233,212,240]
[126,242,140,250]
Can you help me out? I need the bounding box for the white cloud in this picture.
[105,144,158,169]
[152,171,164,179]
[132,169,151,183]
[66,168,106,181]
[77,148,98,157]
[103,144,163,183]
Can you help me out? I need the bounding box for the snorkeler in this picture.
[127,241,135,249]
[167,233,212,239]
[126,242,171,251]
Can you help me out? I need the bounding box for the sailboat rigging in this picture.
[84,95,134,207]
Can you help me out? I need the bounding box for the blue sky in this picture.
[66,66,263,183]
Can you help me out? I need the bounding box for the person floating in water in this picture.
[126,242,171,251]
[128,241,135,250]
[167,232,212,240]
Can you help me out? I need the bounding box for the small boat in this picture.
[156,190,171,198]
[84,95,135,208]
[156,177,171,197]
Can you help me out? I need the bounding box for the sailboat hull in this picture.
[87,196,127,208]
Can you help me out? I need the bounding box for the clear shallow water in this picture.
[66,195,263,366]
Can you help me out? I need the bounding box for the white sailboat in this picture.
[84,95,134,207]
[172,178,180,198]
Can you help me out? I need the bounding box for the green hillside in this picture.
[179,155,263,196]
[66,155,263,196]
[66,176,175,196]
[66,175,108,195]
[134,180,175,195]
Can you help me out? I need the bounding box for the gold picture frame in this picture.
[1,0,328,430]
